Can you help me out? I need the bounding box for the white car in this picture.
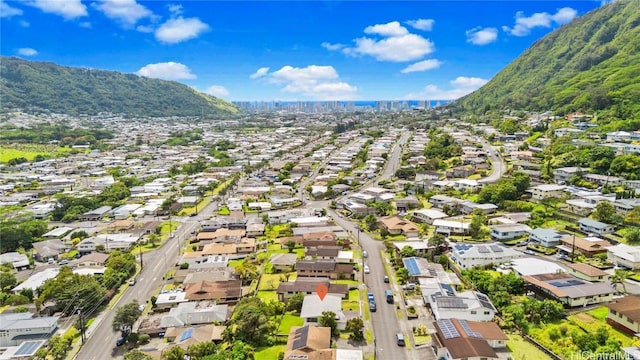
[363,265,370,274]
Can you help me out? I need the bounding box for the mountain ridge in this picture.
[451,0,640,119]
[0,57,240,117]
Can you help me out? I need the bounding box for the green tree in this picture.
[147,233,160,247]
[0,270,17,292]
[39,267,106,315]
[625,228,640,244]
[428,233,447,254]
[112,301,142,334]
[124,350,153,360]
[469,211,487,240]
[226,297,275,347]
[396,267,409,284]
[286,292,304,313]
[593,201,616,223]
[364,214,377,231]
[162,346,185,360]
[318,311,338,338]
[345,317,365,341]
[611,269,629,293]
[400,246,417,258]
[284,239,297,254]
[186,341,218,358]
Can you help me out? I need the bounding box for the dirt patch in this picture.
[572,313,596,323]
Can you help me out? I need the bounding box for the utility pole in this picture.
[76,307,86,344]
[139,240,143,270]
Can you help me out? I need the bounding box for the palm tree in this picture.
[610,269,629,293]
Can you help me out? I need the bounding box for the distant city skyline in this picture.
[2,1,604,102]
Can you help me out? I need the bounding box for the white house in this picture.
[606,131,632,142]
[412,209,448,224]
[428,291,497,322]
[0,313,59,347]
[450,243,521,269]
[510,257,566,277]
[579,218,614,235]
[553,167,586,184]
[528,228,566,248]
[434,219,470,235]
[299,294,346,330]
[607,244,640,270]
[490,223,531,241]
[528,184,567,201]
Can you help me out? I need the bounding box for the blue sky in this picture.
[1,0,605,102]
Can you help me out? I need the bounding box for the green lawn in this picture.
[178,197,211,216]
[342,300,359,312]
[0,145,72,163]
[413,334,431,346]
[258,273,281,291]
[218,206,230,215]
[278,314,303,334]
[256,291,278,302]
[587,306,608,321]
[506,334,551,360]
[348,289,360,301]
[255,345,285,360]
[334,279,359,289]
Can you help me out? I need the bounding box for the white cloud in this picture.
[1,0,23,18]
[466,27,498,45]
[346,33,434,62]
[405,76,488,100]
[17,48,38,56]
[205,85,229,97]
[250,67,270,79]
[155,16,209,44]
[400,59,442,74]
[406,18,434,31]
[252,65,358,100]
[136,24,154,33]
[503,7,577,36]
[27,0,87,19]
[94,0,153,28]
[168,4,183,15]
[334,21,435,62]
[135,62,196,80]
[79,21,91,28]
[321,42,345,51]
[364,21,408,37]
[20,20,30,27]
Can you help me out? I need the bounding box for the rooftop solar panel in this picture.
[292,326,309,350]
[477,246,489,253]
[179,328,194,342]
[14,340,45,356]
[405,258,421,276]
[437,319,460,339]
[475,292,496,311]
[459,319,483,338]
[437,297,468,309]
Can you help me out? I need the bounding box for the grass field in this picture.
[278,314,303,334]
[258,273,281,291]
[506,334,551,360]
[255,345,285,360]
[0,145,73,163]
[256,291,278,302]
[587,306,608,321]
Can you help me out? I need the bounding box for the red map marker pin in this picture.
[316,284,329,301]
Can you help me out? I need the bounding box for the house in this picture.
[412,209,448,224]
[270,253,298,272]
[80,205,113,221]
[0,313,59,347]
[450,243,522,269]
[461,201,498,215]
[162,325,226,350]
[528,184,567,201]
[403,257,461,285]
[393,240,432,256]
[11,268,59,293]
[183,280,243,304]
[428,291,497,321]
[283,325,332,360]
[395,196,421,212]
[606,244,640,270]
[433,219,470,235]
[429,195,463,208]
[565,263,609,282]
[299,294,346,330]
[607,131,632,142]
[0,252,30,271]
[528,228,567,248]
[159,301,229,329]
[277,278,349,302]
[578,218,614,235]
[522,273,615,307]
[490,223,531,241]
[510,258,566,277]
[295,260,354,280]
[73,252,110,268]
[606,295,640,335]
[553,167,586,184]
[432,318,508,360]
[305,246,342,260]
[557,235,612,258]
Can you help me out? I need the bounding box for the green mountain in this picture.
[0,57,240,117]
[451,0,640,118]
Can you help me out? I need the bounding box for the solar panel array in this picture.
[428,268,438,277]
[454,244,473,251]
[437,319,460,339]
[405,257,421,275]
[437,297,468,309]
[14,341,45,356]
[550,279,585,288]
[441,284,455,296]
[490,245,504,252]
[475,293,495,311]
[292,326,310,350]
[477,246,489,253]
[459,319,483,338]
[179,328,194,342]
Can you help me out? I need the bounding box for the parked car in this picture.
[138,304,145,311]
[58,259,68,265]
[116,337,125,346]
[402,283,415,290]
[363,265,370,274]
[384,275,389,283]
[369,301,377,312]
[396,333,405,346]
[525,250,536,255]
[362,251,368,258]
[129,278,136,286]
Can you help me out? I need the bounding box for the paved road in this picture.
[75,203,217,360]
[476,137,506,184]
